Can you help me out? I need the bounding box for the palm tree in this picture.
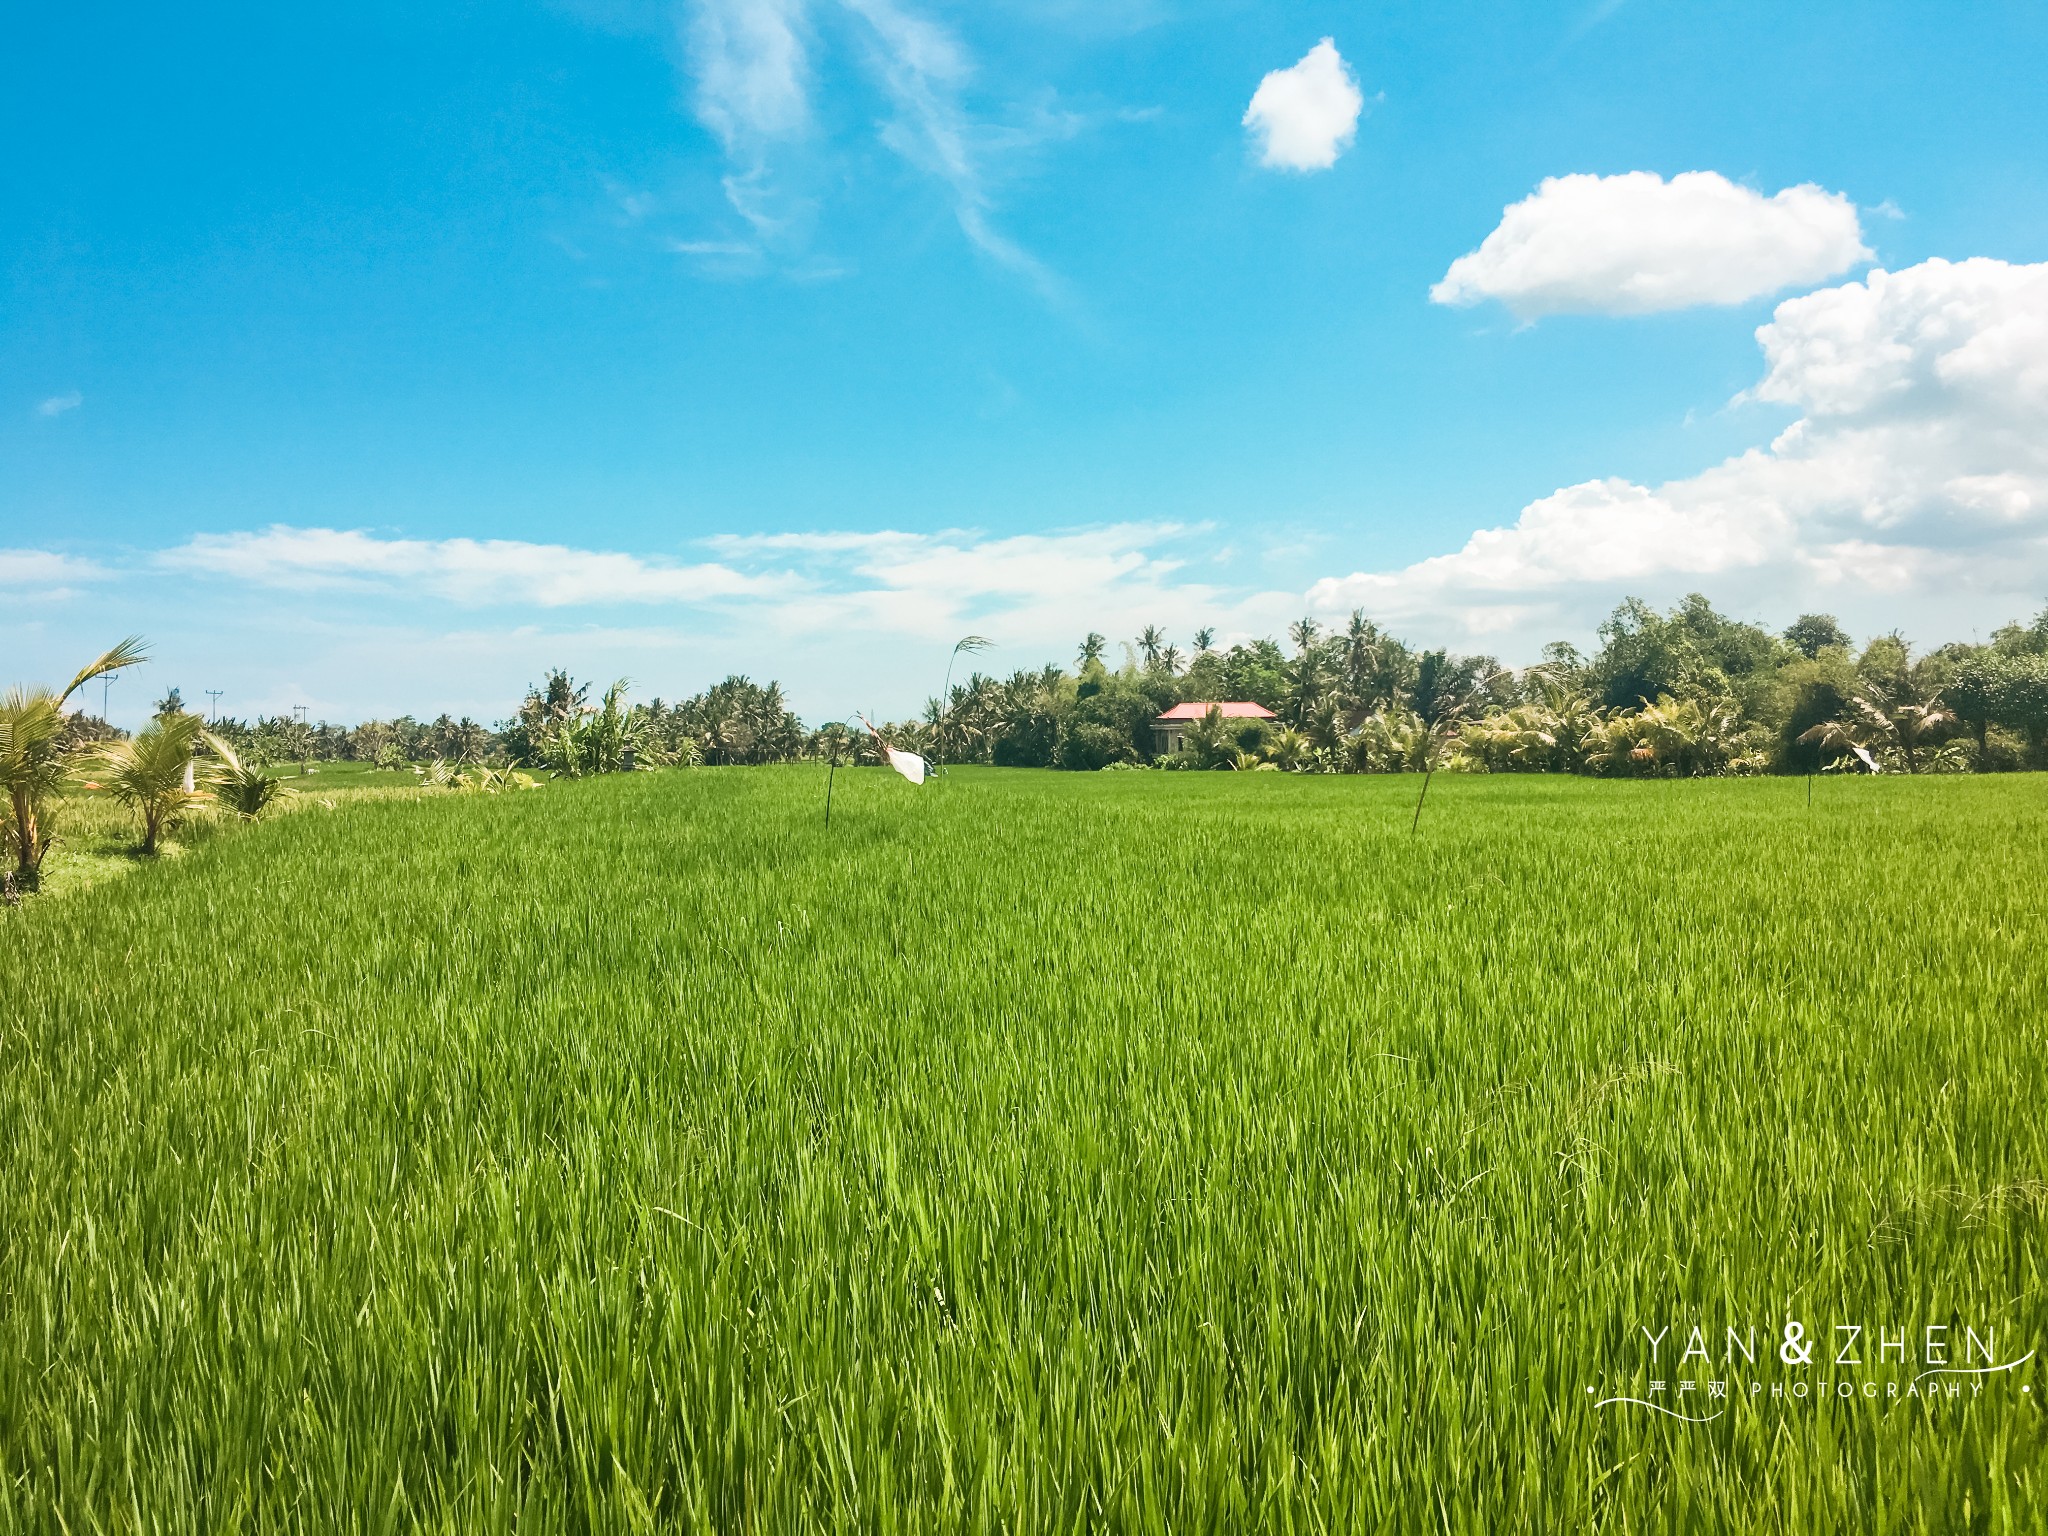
[1284,647,1326,726]
[1798,717,1879,776]
[1192,627,1216,656]
[1264,728,1310,771]
[1855,685,1950,774]
[1305,698,1345,758]
[1,637,149,885]
[204,732,288,820]
[1796,682,1949,776]
[1159,645,1184,676]
[1290,616,1321,655]
[1137,626,1166,670]
[97,711,208,855]
[1077,632,1107,669]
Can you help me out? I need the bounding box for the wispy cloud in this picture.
[665,237,758,256]
[682,0,813,244]
[840,0,1058,295]
[669,0,1067,295]
[35,390,82,418]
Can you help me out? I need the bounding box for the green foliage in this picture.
[1054,721,1130,772]
[1773,653,1861,772]
[1588,594,1785,710]
[1783,612,1851,658]
[642,676,804,766]
[534,679,645,778]
[1584,693,1768,778]
[3,771,2045,1529]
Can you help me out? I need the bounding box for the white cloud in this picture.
[840,0,1054,291]
[15,521,1285,721]
[0,549,103,592]
[1242,38,1363,173]
[159,527,789,607]
[686,0,811,153]
[146,522,1285,657]
[704,521,1277,644]
[1431,171,1870,318]
[35,391,82,418]
[673,0,1058,288]
[1314,257,2048,648]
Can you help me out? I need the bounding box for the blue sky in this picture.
[6,0,2047,725]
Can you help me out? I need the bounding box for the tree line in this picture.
[485,593,2048,777]
[887,597,2048,777]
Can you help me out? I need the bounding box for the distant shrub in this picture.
[1057,722,1132,772]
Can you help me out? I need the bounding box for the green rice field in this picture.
[3,768,2045,1531]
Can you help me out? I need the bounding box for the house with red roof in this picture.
[1151,701,1277,756]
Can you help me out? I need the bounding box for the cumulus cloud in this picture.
[1242,38,1363,172]
[1315,257,2048,646]
[1431,171,1870,318]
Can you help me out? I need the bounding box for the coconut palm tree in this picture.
[1192,627,1216,656]
[1289,616,1321,655]
[97,711,208,855]
[1854,685,1951,774]
[537,679,645,777]
[1264,728,1310,771]
[1136,625,1166,670]
[1,637,149,885]
[1077,632,1107,669]
[1342,709,1428,774]
[204,732,288,820]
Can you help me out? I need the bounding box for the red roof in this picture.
[1153,701,1277,722]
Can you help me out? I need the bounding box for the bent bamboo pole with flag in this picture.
[825,714,929,827]
[859,714,927,785]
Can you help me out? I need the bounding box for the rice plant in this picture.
[0,768,2042,1532]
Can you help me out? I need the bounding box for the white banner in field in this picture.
[884,747,927,785]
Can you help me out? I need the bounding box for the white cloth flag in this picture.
[884,747,928,785]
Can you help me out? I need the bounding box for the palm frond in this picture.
[58,636,150,706]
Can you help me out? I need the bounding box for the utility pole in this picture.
[206,690,224,723]
[293,705,310,776]
[101,671,118,722]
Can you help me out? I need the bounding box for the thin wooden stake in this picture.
[1411,768,1434,834]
